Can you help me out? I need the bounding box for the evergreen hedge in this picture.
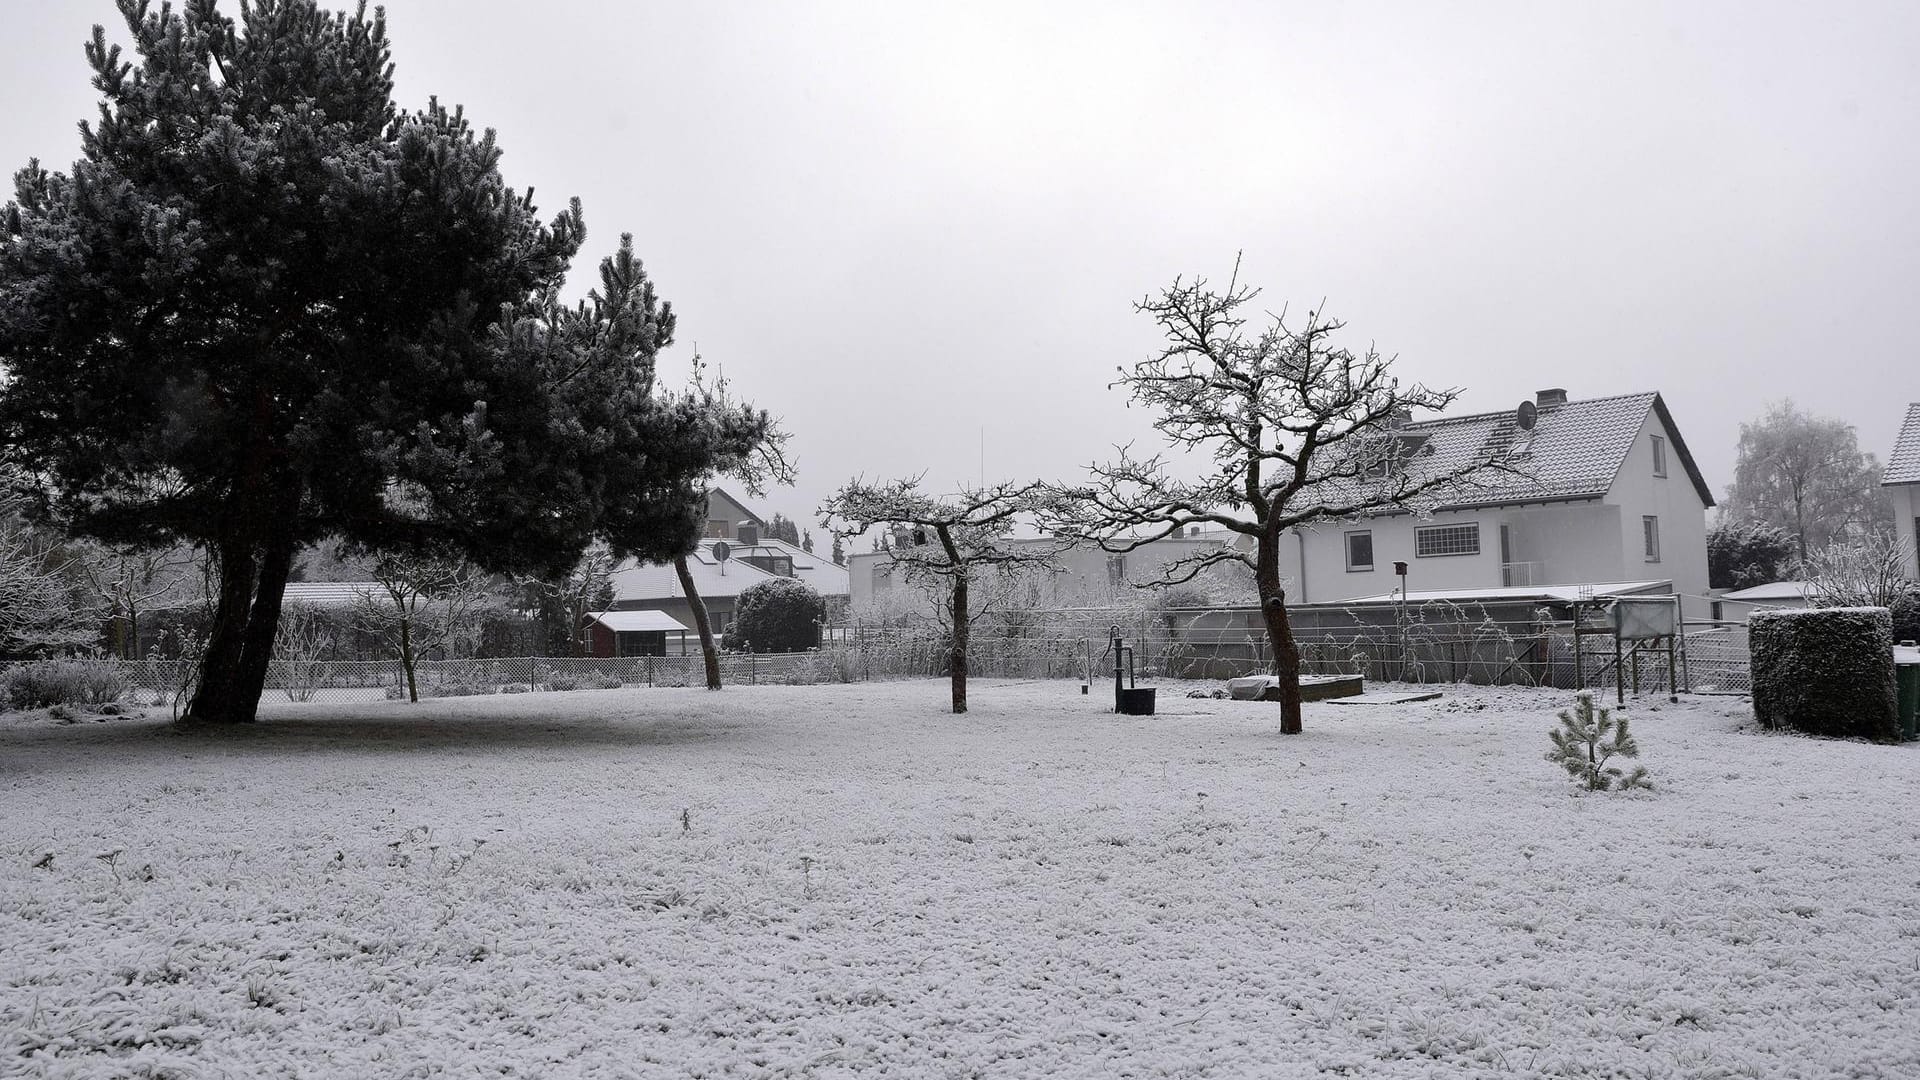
[1749,607,1898,742]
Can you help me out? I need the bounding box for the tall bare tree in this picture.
[1723,401,1892,562]
[1064,263,1516,734]
[821,477,1060,713]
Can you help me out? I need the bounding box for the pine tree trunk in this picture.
[185,527,260,724]
[185,487,300,726]
[1255,531,1304,735]
[674,555,723,690]
[224,526,298,724]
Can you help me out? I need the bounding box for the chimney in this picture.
[1387,407,1412,428]
[737,522,759,547]
[1535,388,1568,408]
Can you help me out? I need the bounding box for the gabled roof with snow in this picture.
[282,581,379,607]
[744,537,852,597]
[1719,581,1814,602]
[1344,392,1713,512]
[608,546,766,605]
[608,537,851,607]
[586,609,691,633]
[1884,403,1920,485]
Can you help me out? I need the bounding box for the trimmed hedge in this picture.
[1750,607,1898,742]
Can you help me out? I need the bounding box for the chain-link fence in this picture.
[3,604,1757,709]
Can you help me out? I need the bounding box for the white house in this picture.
[845,529,1251,612]
[1885,402,1920,576]
[1288,389,1716,617]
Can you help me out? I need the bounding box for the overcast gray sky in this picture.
[4,2,1913,537]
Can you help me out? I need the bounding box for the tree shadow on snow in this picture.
[0,702,751,767]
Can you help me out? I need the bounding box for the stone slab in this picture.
[1226,675,1365,702]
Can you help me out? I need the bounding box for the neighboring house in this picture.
[1288,388,1716,617]
[845,528,1252,612]
[593,489,851,655]
[1885,402,1920,577]
[1709,581,1814,623]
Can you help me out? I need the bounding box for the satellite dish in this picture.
[711,540,731,562]
[1516,400,1538,431]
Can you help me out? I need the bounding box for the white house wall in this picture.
[1297,503,1612,607]
[847,536,1250,612]
[1892,484,1919,577]
[1498,503,1626,583]
[1604,409,1711,616]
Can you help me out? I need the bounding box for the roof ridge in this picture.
[1400,390,1657,430]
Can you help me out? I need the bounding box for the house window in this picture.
[1643,516,1661,562]
[1415,523,1480,558]
[1345,531,1374,572]
[1650,435,1668,478]
[1107,555,1127,589]
[870,564,893,592]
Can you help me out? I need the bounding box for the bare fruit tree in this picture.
[821,478,1061,714]
[355,554,491,702]
[1065,263,1518,734]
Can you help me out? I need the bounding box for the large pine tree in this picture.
[0,1,769,723]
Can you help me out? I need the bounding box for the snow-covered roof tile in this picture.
[1338,391,1712,512]
[1884,403,1920,485]
[608,548,777,604]
[282,581,379,607]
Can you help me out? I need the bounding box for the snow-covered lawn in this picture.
[3,681,1918,1078]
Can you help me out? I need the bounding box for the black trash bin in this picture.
[1117,687,1157,715]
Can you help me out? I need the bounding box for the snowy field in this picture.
[3,680,1918,1079]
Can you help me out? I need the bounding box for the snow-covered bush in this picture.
[1545,691,1650,792]
[1749,606,1898,742]
[2,660,127,710]
[385,680,493,700]
[785,649,856,685]
[728,577,824,653]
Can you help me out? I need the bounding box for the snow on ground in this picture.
[2,680,1918,1079]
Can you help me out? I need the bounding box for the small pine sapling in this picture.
[1546,690,1652,792]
